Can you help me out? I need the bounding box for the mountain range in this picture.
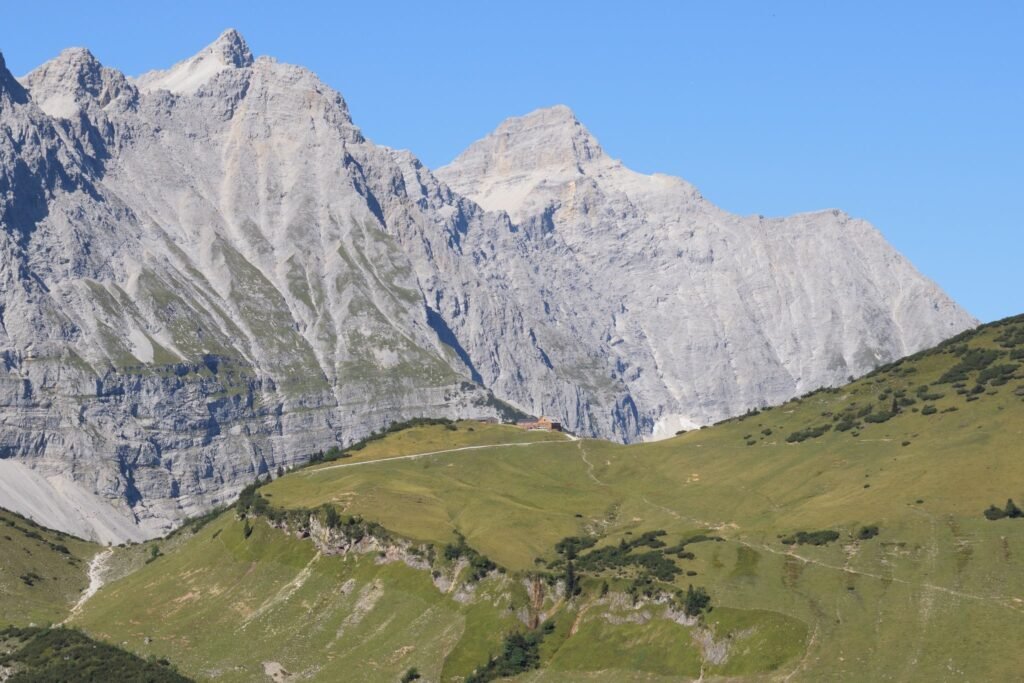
[0,30,974,541]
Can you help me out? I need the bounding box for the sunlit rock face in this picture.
[437,104,974,440]
[0,31,973,540]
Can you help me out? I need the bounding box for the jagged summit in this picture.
[24,48,103,83]
[137,28,254,95]
[208,28,254,68]
[436,104,607,218]
[0,51,29,104]
[443,104,604,176]
[52,47,100,67]
[22,47,134,119]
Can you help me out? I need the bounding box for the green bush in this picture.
[786,424,832,443]
[0,627,192,682]
[465,624,552,683]
[443,532,498,581]
[984,505,1007,520]
[978,363,1020,385]
[863,409,896,424]
[937,348,1002,384]
[781,529,841,546]
[857,525,880,540]
[320,504,342,529]
[835,418,858,432]
[554,536,597,558]
[682,584,712,617]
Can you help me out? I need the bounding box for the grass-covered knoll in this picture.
[74,514,530,682]
[0,626,192,682]
[0,509,98,627]
[306,419,567,467]
[70,315,1024,680]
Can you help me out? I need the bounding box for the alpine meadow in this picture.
[0,16,1020,683]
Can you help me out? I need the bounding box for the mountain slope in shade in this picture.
[437,105,974,437]
[0,32,973,540]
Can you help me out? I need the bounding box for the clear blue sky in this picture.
[2,1,1020,321]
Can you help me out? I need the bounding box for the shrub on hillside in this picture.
[0,627,191,682]
[786,424,832,443]
[781,529,841,546]
[984,505,1007,520]
[444,531,498,581]
[978,363,1020,385]
[682,584,712,617]
[937,348,1002,384]
[863,409,896,424]
[465,623,552,683]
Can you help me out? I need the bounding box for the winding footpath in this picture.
[307,438,568,474]
[63,547,114,623]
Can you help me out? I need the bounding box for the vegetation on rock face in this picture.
[443,531,499,581]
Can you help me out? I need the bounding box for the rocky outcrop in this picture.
[0,31,974,540]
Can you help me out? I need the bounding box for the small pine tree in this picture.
[683,584,711,617]
[564,559,580,597]
[1005,499,1023,519]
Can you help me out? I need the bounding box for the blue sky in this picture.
[2,1,1020,321]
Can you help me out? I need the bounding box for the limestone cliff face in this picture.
[436,105,976,438]
[0,32,973,540]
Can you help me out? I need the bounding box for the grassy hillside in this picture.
[66,315,1024,680]
[0,509,99,626]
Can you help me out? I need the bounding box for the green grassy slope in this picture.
[72,315,1024,681]
[0,509,99,626]
[75,514,528,682]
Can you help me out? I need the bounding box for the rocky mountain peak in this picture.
[436,105,607,218]
[22,47,135,118]
[208,28,254,68]
[445,105,603,176]
[0,51,29,104]
[137,28,254,95]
